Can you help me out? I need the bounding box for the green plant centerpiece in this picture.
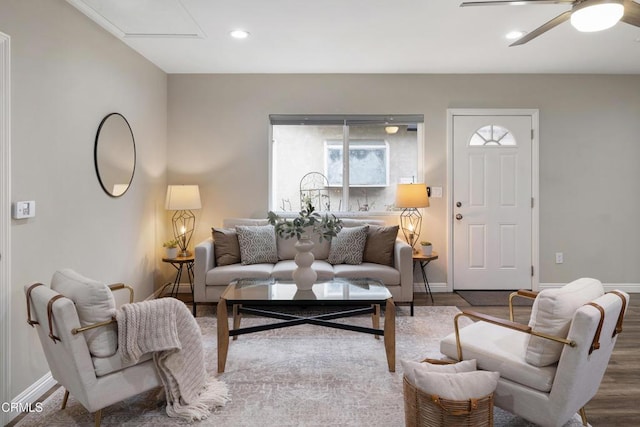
[267,198,343,242]
[267,198,343,290]
[163,239,179,259]
[162,239,179,249]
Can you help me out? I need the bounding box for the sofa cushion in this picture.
[50,269,117,358]
[440,320,557,392]
[341,219,384,228]
[205,263,274,286]
[212,227,241,266]
[401,359,477,386]
[328,225,369,265]
[236,225,279,265]
[363,225,399,266]
[272,260,334,281]
[333,263,400,285]
[414,370,500,401]
[526,277,604,367]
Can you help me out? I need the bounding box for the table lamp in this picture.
[395,183,429,253]
[165,185,201,257]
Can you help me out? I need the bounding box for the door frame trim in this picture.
[0,31,12,426]
[446,109,539,292]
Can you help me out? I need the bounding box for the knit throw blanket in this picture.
[116,298,229,421]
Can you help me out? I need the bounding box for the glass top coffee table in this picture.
[217,277,396,373]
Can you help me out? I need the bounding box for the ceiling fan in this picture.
[460,0,640,46]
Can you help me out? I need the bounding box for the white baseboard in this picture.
[6,372,56,423]
[413,282,448,293]
[145,282,192,301]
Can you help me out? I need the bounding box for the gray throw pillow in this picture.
[236,225,278,265]
[327,225,369,265]
[363,225,399,266]
[212,227,241,266]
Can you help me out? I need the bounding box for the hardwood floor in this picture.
[414,292,640,426]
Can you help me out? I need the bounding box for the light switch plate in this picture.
[430,187,443,198]
[12,201,36,219]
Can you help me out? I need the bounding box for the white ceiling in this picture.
[67,0,640,74]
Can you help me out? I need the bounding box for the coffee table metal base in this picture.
[217,297,395,373]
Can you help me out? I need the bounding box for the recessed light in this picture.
[506,30,526,40]
[230,29,250,39]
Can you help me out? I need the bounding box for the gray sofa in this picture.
[194,218,414,312]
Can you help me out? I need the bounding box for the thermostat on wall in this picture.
[12,201,36,219]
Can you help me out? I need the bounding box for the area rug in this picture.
[15,306,585,427]
[457,290,534,307]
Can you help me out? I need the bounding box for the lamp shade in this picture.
[395,184,429,208]
[571,0,624,32]
[165,185,201,210]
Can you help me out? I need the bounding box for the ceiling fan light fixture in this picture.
[570,0,624,32]
[506,30,526,40]
[230,29,250,39]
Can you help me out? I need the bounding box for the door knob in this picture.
[455,213,463,220]
[456,201,462,208]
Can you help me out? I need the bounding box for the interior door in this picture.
[452,114,533,290]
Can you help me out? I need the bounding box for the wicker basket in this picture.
[403,375,494,427]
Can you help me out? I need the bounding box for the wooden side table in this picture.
[413,251,438,306]
[162,255,195,315]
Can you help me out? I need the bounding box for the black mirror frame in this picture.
[94,112,136,198]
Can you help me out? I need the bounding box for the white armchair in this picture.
[440,278,629,427]
[25,270,161,427]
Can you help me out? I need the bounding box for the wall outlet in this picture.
[555,252,563,264]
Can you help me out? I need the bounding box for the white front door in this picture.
[452,112,534,290]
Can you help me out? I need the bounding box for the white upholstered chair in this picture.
[440,278,629,427]
[25,270,161,427]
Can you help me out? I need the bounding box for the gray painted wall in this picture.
[168,73,640,286]
[0,0,168,398]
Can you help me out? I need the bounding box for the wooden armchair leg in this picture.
[579,407,588,426]
[61,389,69,410]
[94,409,102,427]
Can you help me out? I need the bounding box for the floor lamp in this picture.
[395,183,429,253]
[165,185,201,257]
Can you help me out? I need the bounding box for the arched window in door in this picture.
[469,125,516,146]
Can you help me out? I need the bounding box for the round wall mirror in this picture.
[94,113,136,197]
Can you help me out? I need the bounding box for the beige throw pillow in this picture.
[414,370,500,401]
[401,359,477,385]
[212,227,241,266]
[526,277,604,367]
[363,225,399,266]
[50,269,117,358]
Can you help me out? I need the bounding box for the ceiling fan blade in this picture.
[460,0,573,6]
[621,0,640,27]
[510,10,572,46]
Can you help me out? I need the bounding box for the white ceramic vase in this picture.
[292,237,317,290]
[421,245,432,256]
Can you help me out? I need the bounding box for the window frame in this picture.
[268,114,425,216]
